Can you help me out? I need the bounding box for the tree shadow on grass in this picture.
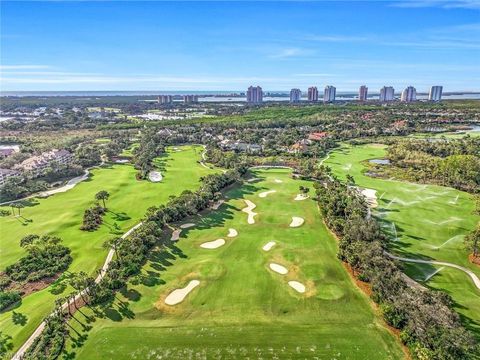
[12,311,27,326]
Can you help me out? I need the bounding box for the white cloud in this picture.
[0,65,51,70]
[269,47,313,59]
[390,0,480,10]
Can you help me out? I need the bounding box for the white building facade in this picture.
[290,88,302,103]
[323,86,336,103]
[358,85,368,101]
[379,86,395,102]
[401,86,417,102]
[429,86,443,101]
[246,86,263,104]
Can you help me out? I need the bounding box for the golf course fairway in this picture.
[0,145,215,353]
[324,143,480,336]
[63,169,404,359]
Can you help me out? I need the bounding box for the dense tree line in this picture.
[314,176,478,359]
[0,235,72,311]
[132,129,166,179]
[384,137,480,193]
[5,235,71,283]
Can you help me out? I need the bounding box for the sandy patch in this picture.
[164,280,200,305]
[171,229,181,241]
[360,188,378,208]
[262,241,276,251]
[180,223,195,229]
[211,200,224,210]
[294,194,309,201]
[115,159,130,164]
[289,217,305,227]
[242,199,257,224]
[274,179,283,183]
[259,190,276,198]
[148,171,163,182]
[39,170,89,197]
[247,177,261,183]
[288,281,306,293]
[227,228,238,237]
[200,238,225,249]
[269,263,288,275]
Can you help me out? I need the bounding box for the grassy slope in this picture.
[65,169,404,360]
[324,143,480,336]
[0,145,214,353]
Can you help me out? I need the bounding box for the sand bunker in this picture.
[289,217,305,227]
[171,229,181,241]
[259,190,276,198]
[294,194,309,201]
[200,238,225,249]
[242,199,257,224]
[227,228,238,237]
[211,200,224,210]
[164,280,200,306]
[288,281,306,293]
[180,223,195,229]
[269,263,288,275]
[262,241,276,251]
[148,171,163,182]
[115,159,130,164]
[274,179,283,183]
[247,177,261,183]
[360,188,378,208]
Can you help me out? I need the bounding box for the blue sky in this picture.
[1,0,479,92]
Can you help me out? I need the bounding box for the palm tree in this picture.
[95,190,110,209]
[103,237,122,263]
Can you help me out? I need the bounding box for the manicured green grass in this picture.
[64,170,404,360]
[0,145,214,353]
[324,143,480,336]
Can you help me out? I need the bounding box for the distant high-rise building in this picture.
[324,85,336,103]
[401,86,416,102]
[379,86,395,102]
[429,86,443,101]
[307,86,319,102]
[358,85,368,101]
[158,95,173,104]
[246,86,263,104]
[183,95,199,104]
[290,88,302,103]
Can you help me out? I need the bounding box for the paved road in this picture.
[11,222,143,360]
[386,252,480,290]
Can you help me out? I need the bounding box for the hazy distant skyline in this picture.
[1,1,479,92]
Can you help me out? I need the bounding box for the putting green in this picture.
[64,169,404,360]
[324,143,480,336]
[0,145,214,353]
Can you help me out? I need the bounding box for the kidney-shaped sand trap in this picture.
[274,179,283,183]
[164,280,200,306]
[259,190,276,198]
[180,223,195,229]
[294,194,309,201]
[269,263,288,275]
[262,241,276,251]
[288,281,306,293]
[289,217,305,227]
[148,171,163,182]
[242,199,257,224]
[227,228,238,237]
[200,238,225,249]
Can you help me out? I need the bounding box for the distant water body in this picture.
[1,91,479,101]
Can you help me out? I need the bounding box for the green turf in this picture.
[324,143,480,336]
[0,145,214,353]
[64,169,404,360]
